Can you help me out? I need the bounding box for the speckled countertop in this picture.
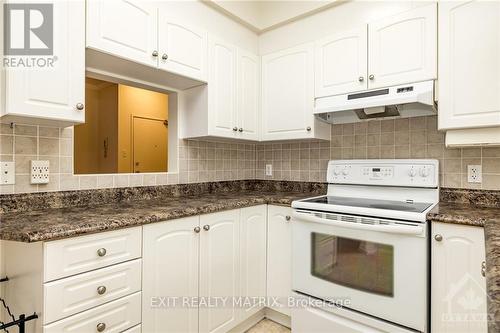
[0,190,313,243]
[427,202,500,332]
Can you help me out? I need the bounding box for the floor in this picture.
[246,319,291,333]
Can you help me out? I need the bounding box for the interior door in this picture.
[261,43,314,141]
[237,49,260,140]
[208,37,237,138]
[6,0,85,123]
[158,14,208,81]
[438,0,500,130]
[132,116,167,173]
[199,210,240,333]
[367,4,437,89]
[240,205,267,320]
[86,0,158,67]
[315,26,368,97]
[142,217,200,333]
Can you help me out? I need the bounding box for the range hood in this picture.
[314,80,436,124]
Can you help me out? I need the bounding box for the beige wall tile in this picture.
[39,138,59,156]
[14,136,37,155]
[0,136,14,154]
[14,124,37,136]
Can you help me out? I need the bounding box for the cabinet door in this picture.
[315,26,368,97]
[208,38,238,138]
[368,4,437,89]
[5,0,85,124]
[236,49,260,141]
[267,205,293,316]
[86,0,158,67]
[438,1,500,130]
[240,205,267,320]
[200,210,240,333]
[431,222,487,333]
[158,14,208,82]
[261,43,315,141]
[142,217,200,333]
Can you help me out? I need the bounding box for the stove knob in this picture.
[409,169,417,177]
[333,168,340,176]
[420,168,429,177]
[342,168,349,176]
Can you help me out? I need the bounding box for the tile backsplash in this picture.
[1,115,500,194]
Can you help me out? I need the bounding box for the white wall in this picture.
[259,0,435,55]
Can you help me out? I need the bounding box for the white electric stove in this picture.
[291,159,439,332]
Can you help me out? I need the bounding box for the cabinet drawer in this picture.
[44,259,142,324]
[44,227,142,282]
[43,292,141,333]
[123,324,141,333]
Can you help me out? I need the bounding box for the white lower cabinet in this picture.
[266,205,293,316]
[431,222,487,333]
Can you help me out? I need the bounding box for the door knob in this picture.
[285,215,291,221]
[97,248,107,257]
[203,225,210,231]
[358,76,364,82]
[238,128,243,132]
[434,234,443,242]
[194,226,201,233]
[306,126,312,132]
[76,103,84,111]
[233,127,238,132]
[152,50,158,57]
[97,286,107,295]
[96,323,106,332]
[162,53,168,60]
[369,74,375,80]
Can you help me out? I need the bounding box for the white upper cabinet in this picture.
[236,49,260,140]
[438,0,500,131]
[86,0,158,67]
[262,43,329,141]
[208,37,238,138]
[2,0,85,126]
[315,26,368,97]
[367,4,437,89]
[158,14,208,82]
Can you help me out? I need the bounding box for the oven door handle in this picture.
[292,211,424,235]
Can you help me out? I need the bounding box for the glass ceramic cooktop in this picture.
[301,196,432,213]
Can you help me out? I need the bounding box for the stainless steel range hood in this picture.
[314,80,436,124]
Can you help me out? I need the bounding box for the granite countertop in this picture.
[0,190,313,243]
[427,202,500,332]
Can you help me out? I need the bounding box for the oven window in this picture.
[311,233,394,297]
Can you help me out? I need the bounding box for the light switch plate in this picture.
[31,160,50,184]
[0,162,15,185]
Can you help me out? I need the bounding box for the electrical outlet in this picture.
[31,160,50,184]
[0,162,15,185]
[467,165,482,183]
[265,164,273,176]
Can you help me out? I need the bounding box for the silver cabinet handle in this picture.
[306,126,311,132]
[97,248,107,257]
[96,323,106,332]
[203,225,210,231]
[76,103,84,111]
[482,261,486,277]
[358,76,364,82]
[162,53,168,60]
[238,128,243,132]
[233,127,238,132]
[434,234,443,242]
[194,226,200,233]
[369,74,375,80]
[152,50,158,57]
[97,286,106,295]
[285,215,291,221]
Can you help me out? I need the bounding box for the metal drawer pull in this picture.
[369,74,375,80]
[285,215,291,221]
[233,127,238,132]
[76,103,84,111]
[97,286,106,295]
[482,261,486,277]
[162,53,168,60]
[194,226,201,233]
[152,50,158,57]
[358,76,364,82]
[96,322,106,332]
[203,225,210,231]
[97,248,107,257]
[434,234,443,242]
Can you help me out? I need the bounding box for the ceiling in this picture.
[203,0,340,33]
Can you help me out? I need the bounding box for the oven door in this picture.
[292,210,428,332]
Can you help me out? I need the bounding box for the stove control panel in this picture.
[328,159,439,188]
